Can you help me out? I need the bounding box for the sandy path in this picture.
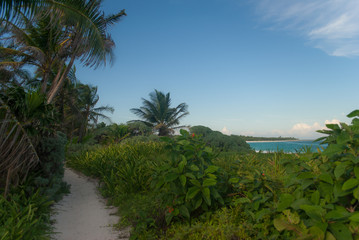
[51,168,130,240]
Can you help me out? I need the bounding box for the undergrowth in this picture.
[66,110,359,239]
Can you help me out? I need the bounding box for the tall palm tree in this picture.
[45,0,126,103]
[130,90,189,136]
[1,0,126,103]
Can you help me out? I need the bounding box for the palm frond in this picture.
[0,99,40,197]
[130,90,189,136]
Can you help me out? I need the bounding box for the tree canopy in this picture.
[190,125,252,153]
[130,90,189,136]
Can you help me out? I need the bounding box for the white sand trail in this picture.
[52,168,130,240]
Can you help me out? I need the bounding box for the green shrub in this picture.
[165,208,253,240]
[271,110,359,239]
[155,130,226,225]
[190,125,252,153]
[34,132,70,201]
[67,141,165,195]
[0,189,53,240]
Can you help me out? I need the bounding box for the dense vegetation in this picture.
[190,125,252,153]
[0,1,124,239]
[66,110,359,239]
[2,2,358,240]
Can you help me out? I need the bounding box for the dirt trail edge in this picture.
[51,168,130,240]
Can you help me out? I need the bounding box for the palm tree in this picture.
[45,0,126,103]
[76,84,114,142]
[130,90,189,136]
[0,13,67,92]
[1,0,126,103]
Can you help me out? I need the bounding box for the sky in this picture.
[76,0,359,139]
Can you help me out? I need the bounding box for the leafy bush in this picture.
[0,189,53,240]
[34,132,70,201]
[155,130,226,225]
[271,110,359,239]
[190,125,251,153]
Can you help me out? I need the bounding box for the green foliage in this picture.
[101,123,130,144]
[34,132,70,201]
[0,85,57,138]
[67,141,165,194]
[190,125,251,153]
[130,90,189,136]
[155,130,225,225]
[66,141,167,238]
[127,121,153,136]
[270,110,359,239]
[64,110,359,239]
[0,189,53,240]
[120,135,160,145]
[165,208,252,240]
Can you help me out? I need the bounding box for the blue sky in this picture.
[76,0,359,139]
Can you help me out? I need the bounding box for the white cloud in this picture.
[324,119,341,125]
[221,126,231,135]
[289,122,322,137]
[254,0,359,57]
[287,119,343,138]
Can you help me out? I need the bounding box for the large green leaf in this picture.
[211,188,224,205]
[347,110,359,118]
[186,186,200,201]
[189,179,201,187]
[178,159,187,173]
[277,193,294,212]
[325,208,351,221]
[291,198,312,210]
[334,163,348,179]
[353,187,359,200]
[204,165,219,174]
[319,173,334,185]
[189,164,200,171]
[179,205,190,219]
[349,212,359,222]
[202,187,211,206]
[165,172,179,182]
[203,178,217,187]
[194,198,202,210]
[324,144,346,157]
[329,223,353,240]
[300,205,326,222]
[179,175,186,187]
[342,178,359,191]
[273,218,287,231]
[311,191,320,205]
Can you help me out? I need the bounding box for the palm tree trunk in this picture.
[40,68,50,94]
[47,33,81,103]
[78,110,89,143]
[46,55,75,103]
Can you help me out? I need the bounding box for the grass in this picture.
[0,189,53,240]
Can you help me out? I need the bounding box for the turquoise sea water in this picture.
[248,140,327,153]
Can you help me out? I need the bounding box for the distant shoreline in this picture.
[246,140,313,143]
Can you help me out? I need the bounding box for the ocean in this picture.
[247,140,327,153]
